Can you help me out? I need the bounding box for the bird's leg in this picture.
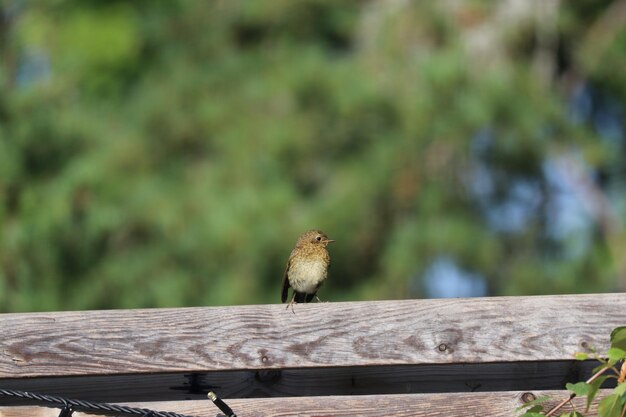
[315,295,328,303]
[286,292,297,314]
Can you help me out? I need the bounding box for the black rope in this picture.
[0,389,201,417]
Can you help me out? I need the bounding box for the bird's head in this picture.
[296,230,335,247]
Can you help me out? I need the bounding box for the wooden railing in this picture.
[0,293,624,416]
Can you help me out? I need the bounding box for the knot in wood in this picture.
[521,392,536,403]
[437,343,448,352]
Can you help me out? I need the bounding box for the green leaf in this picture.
[515,395,550,411]
[598,393,624,417]
[559,412,584,417]
[611,327,626,350]
[518,413,545,417]
[588,375,611,412]
[614,382,626,397]
[525,405,544,413]
[575,352,589,360]
[567,381,591,397]
[607,347,626,362]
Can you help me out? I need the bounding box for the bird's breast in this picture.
[288,257,329,294]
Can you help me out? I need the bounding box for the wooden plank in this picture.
[0,294,623,377]
[0,361,601,402]
[0,390,612,417]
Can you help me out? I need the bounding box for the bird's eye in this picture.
[316,236,322,241]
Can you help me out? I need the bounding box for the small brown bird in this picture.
[282,230,334,311]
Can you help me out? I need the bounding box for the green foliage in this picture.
[598,394,623,417]
[1,1,626,311]
[611,328,626,351]
[608,348,626,363]
[567,382,592,397]
[586,376,611,413]
[518,327,626,417]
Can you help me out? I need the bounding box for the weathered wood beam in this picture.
[1,294,623,378]
[0,390,611,417]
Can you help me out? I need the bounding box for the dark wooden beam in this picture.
[0,360,609,403]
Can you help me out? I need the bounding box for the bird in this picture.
[282,230,334,312]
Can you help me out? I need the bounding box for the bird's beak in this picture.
[323,239,335,244]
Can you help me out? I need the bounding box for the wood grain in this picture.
[0,390,612,417]
[0,294,623,378]
[0,361,601,402]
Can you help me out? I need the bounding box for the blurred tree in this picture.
[0,0,624,312]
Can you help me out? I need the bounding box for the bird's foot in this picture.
[286,296,297,314]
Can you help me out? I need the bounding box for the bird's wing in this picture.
[281,251,294,303]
